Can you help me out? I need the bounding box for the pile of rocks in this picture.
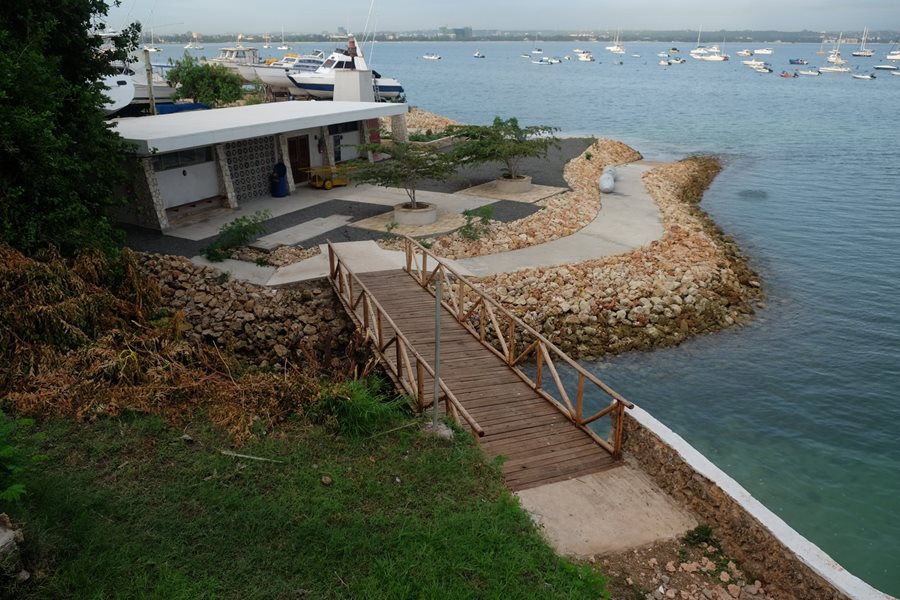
[139,253,350,367]
[381,106,460,135]
[473,156,761,358]
[229,245,321,267]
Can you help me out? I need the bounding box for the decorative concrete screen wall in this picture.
[224,135,278,203]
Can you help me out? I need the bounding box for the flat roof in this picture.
[113,101,407,155]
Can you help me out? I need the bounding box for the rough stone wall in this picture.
[622,415,850,600]
[139,253,352,367]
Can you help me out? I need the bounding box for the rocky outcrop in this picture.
[139,253,351,367]
[381,106,460,135]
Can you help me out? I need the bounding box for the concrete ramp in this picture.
[516,459,697,557]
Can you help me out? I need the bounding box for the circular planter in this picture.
[393,202,437,226]
[495,175,533,194]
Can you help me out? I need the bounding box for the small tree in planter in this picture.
[447,117,559,192]
[349,142,457,225]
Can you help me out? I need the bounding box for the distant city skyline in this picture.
[106,0,900,36]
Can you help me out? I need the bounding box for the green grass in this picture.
[6,413,607,599]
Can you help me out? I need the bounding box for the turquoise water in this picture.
[150,40,900,593]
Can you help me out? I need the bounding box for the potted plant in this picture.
[349,142,457,226]
[447,117,559,193]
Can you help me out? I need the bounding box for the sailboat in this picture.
[143,27,161,52]
[700,36,729,61]
[263,33,271,49]
[821,34,851,73]
[852,27,874,57]
[184,31,203,50]
[605,29,625,54]
[277,27,290,51]
[886,41,900,61]
[690,26,711,58]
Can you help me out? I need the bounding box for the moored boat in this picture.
[473,50,485,58]
[254,51,326,90]
[851,72,876,79]
[754,48,773,55]
[851,27,875,57]
[422,53,441,60]
[798,69,821,76]
[873,64,898,70]
[789,58,809,65]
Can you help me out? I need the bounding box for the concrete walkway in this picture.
[516,459,697,557]
[456,161,663,276]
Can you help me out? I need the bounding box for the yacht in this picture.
[754,48,774,55]
[286,35,404,101]
[576,51,595,62]
[422,53,441,60]
[736,49,753,57]
[852,28,875,57]
[253,51,326,89]
[873,64,898,71]
[606,30,626,54]
[207,38,261,74]
[887,42,900,61]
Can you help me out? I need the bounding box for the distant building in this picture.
[337,26,347,36]
[452,27,473,40]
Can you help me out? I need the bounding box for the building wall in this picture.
[108,157,167,231]
[224,135,279,203]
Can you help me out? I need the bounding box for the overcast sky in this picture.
[106,0,900,36]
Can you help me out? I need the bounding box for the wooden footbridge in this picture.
[327,238,633,491]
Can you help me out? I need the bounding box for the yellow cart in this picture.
[308,166,349,190]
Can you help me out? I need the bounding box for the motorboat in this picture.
[286,35,404,101]
[670,57,686,64]
[473,50,485,58]
[753,65,773,73]
[789,58,809,65]
[892,71,900,76]
[101,74,135,115]
[254,51,326,89]
[207,38,261,74]
[754,48,773,55]
[742,58,767,67]
[798,69,821,76]
[700,49,729,62]
[520,54,530,58]
[852,28,875,57]
[736,49,753,57]
[873,64,898,70]
[851,73,876,79]
[576,51,595,62]
[657,51,669,57]
[820,65,852,73]
[422,53,441,60]
[631,53,641,58]
[826,34,848,65]
[779,70,798,78]
[531,56,553,65]
[659,59,671,66]
[531,48,543,54]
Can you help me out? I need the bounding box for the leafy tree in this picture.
[166,54,244,107]
[0,1,139,256]
[447,117,559,180]
[349,143,457,210]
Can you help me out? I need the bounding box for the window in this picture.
[328,121,359,135]
[152,147,214,172]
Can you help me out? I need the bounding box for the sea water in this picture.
[154,40,899,594]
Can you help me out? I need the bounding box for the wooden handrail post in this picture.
[576,373,585,423]
[328,244,335,277]
[506,316,516,365]
[362,294,370,330]
[535,345,543,390]
[457,281,465,321]
[376,310,383,346]
[396,338,403,381]
[421,253,427,286]
[416,358,425,411]
[404,240,412,273]
[613,402,625,458]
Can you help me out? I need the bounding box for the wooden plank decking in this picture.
[356,269,618,491]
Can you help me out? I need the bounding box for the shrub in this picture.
[202,210,271,262]
[312,377,405,437]
[459,205,493,240]
[0,410,40,502]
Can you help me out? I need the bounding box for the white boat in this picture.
[606,29,625,54]
[820,65,852,73]
[700,40,729,62]
[798,69,821,76]
[873,64,898,70]
[659,59,671,66]
[473,50,485,58]
[742,58,767,67]
[753,66,773,73]
[690,27,710,57]
[826,34,848,65]
[547,57,562,64]
[887,42,900,61]
[101,74,135,115]
[184,32,203,50]
[851,73,876,79]
[143,27,161,53]
[754,48,773,55]
[670,57,686,64]
[631,53,641,58]
[892,71,900,76]
[253,51,326,90]
[736,49,753,57]
[422,53,441,60]
[262,34,271,49]
[277,27,290,51]
[208,37,261,74]
[851,28,875,57]
[531,48,543,54]
[286,35,404,101]
[657,51,669,57]
[576,51,595,62]
[131,68,177,102]
[532,56,552,65]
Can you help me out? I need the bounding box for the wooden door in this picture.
[287,135,310,183]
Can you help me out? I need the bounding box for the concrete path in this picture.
[457,162,663,276]
[516,459,697,557]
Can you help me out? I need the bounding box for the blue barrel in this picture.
[271,176,289,197]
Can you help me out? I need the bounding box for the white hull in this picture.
[820,66,852,73]
[101,74,135,115]
[754,48,773,55]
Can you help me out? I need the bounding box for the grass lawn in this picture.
[5,412,607,599]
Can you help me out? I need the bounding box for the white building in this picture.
[112,101,407,231]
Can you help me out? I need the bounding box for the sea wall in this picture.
[622,408,891,600]
[139,253,351,367]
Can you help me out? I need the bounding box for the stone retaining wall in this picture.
[139,253,351,367]
[622,409,890,600]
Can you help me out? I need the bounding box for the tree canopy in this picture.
[165,54,244,107]
[349,143,457,209]
[447,117,559,180]
[0,0,139,256]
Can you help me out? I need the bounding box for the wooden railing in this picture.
[402,236,633,456]
[327,242,484,438]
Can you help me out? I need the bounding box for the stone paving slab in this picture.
[351,210,468,237]
[455,181,567,204]
[251,215,352,250]
[516,459,698,558]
